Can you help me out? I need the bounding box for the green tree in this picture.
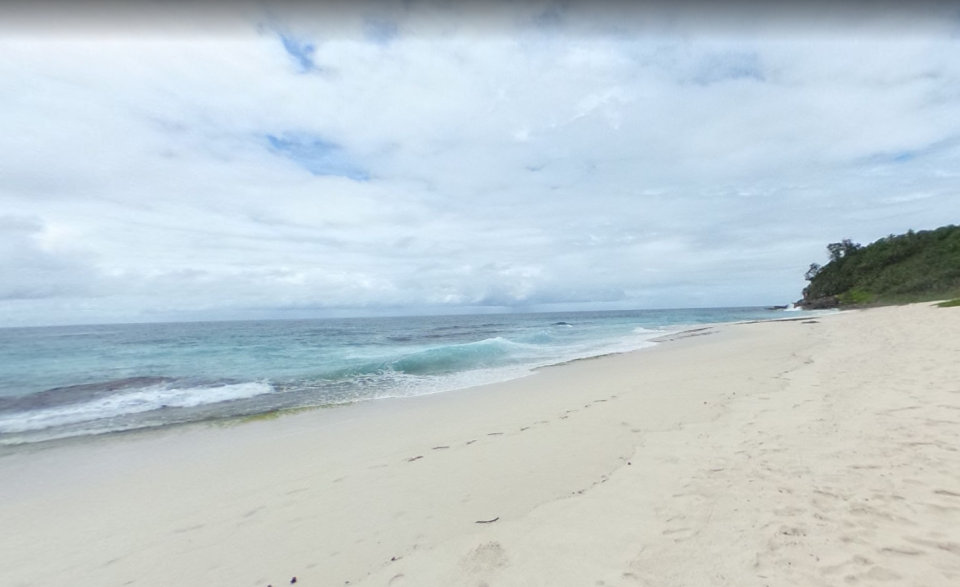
[801,225,960,306]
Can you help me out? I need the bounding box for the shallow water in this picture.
[0,307,821,444]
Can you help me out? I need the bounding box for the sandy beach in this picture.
[1,302,959,587]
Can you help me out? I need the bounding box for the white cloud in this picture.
[0,3,959,325]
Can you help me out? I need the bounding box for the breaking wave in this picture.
[0,381,274,434]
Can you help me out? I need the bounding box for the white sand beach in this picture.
[1,302,959,587]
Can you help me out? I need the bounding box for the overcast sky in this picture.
[1,1,958,326]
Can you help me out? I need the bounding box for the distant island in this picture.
[798,224,960,309]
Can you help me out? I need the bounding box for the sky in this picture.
[1,1,959,326]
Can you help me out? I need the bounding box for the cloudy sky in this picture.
[1,1,958,326]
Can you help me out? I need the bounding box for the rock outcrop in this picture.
[796,296,839,310]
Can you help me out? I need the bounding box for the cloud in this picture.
[0,3,959,325]
[265,133,370,179]
[279,32,318,72]
[363,17,399,45]
[862,135,960,165]
[0,215,106,301]
[691,51,764,85]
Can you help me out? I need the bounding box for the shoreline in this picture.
[1,303,956,586]
[0,324,690,454]
[0,311,835,451]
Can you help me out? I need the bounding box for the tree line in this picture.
[802,224,960,306]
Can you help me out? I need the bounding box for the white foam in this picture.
[0,381,274,433]
[349,331,664,402]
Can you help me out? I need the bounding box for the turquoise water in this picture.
[0,307,820,444]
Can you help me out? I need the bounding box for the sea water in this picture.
[0,307,821,445]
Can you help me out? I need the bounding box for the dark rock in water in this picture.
[765,305,788,310]
[552,321,572,326]
[797,296,840,310]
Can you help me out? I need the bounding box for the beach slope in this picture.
[1,303,958,586]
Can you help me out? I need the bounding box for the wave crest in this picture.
[0,381,274,434]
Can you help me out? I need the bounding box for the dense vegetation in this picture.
[801,224,960,307]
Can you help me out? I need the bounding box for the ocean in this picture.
[0,307,820,445]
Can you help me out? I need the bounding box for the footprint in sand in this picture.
[461,541,508,575]
[661,527,697,542]
[879,546,923,556]
[904,537,960,555]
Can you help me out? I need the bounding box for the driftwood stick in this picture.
[475,517,499,524]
